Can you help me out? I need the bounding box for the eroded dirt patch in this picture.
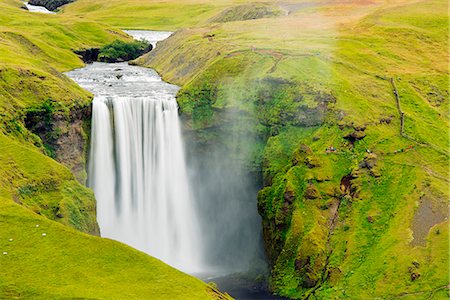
[411,196,447,246]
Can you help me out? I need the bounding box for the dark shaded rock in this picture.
[74,48,100,64]
[340,174,354,195]
[367,215,374,223]
[292,144,311,165]
[24,99,91,184]
[344,128,366,144]
[28,0,74,11]
[359,153,377,169]
[302,275,318,288]
[20,4,28,10]
[295,256,310,271]
[284,185,296,205]
[410,272,420,281]
[305,183,320,199]
[305,155,320,168]
[380,115,394,124]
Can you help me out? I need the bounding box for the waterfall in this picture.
[67,62,202,273]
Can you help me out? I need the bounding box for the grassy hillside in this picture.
[62,0,239,29]
[130,0,449,298]
[0,197,225,299]
[0,0,131,231]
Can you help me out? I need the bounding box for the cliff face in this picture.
[140,1,449,298]
[28,0,74,11]
[24,99,91,184]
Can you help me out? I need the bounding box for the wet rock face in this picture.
[24,99,91,184]
[343,126,366,145]
[359,153,377,169]
[74,48,100,64]
[28,0,74,11]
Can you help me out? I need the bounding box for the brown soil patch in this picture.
[410,196,448,246]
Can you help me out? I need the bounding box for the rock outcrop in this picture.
[28,0,74,11]
[24,99,91,184]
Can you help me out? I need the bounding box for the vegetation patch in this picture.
[97,39,152,63]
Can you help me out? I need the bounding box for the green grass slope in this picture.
[0,0,130,114]
[0,132,98,234]
[0,197,223,299]
[62,0,240,30]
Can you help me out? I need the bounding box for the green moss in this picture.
[98,39,150,62]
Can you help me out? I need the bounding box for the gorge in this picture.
[0,1,448,299]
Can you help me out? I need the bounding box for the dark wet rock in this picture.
[410,272,421,281]
[74,48,100,64]
[340,174,353,194]
[284,185,296,204]
[305,155,321,168]
[292,144,312,165]
[20,4,28,10]
[367,215,374,223]
[359,153,377,169]
[28,0,74,11]
[344,127,366,144]
[305,183,320,199]
[24,99,91,184]
[302,275,318,288]
[295,256,309,271]
[380,115,394,124]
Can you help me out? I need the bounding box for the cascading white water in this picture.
[67,59,202,273]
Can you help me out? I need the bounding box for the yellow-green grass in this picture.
[0,132,98,234]
[0,0,132,114]
[61,0,252,30]
[0,197,221,299]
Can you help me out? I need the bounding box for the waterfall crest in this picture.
[67,62,202,272]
